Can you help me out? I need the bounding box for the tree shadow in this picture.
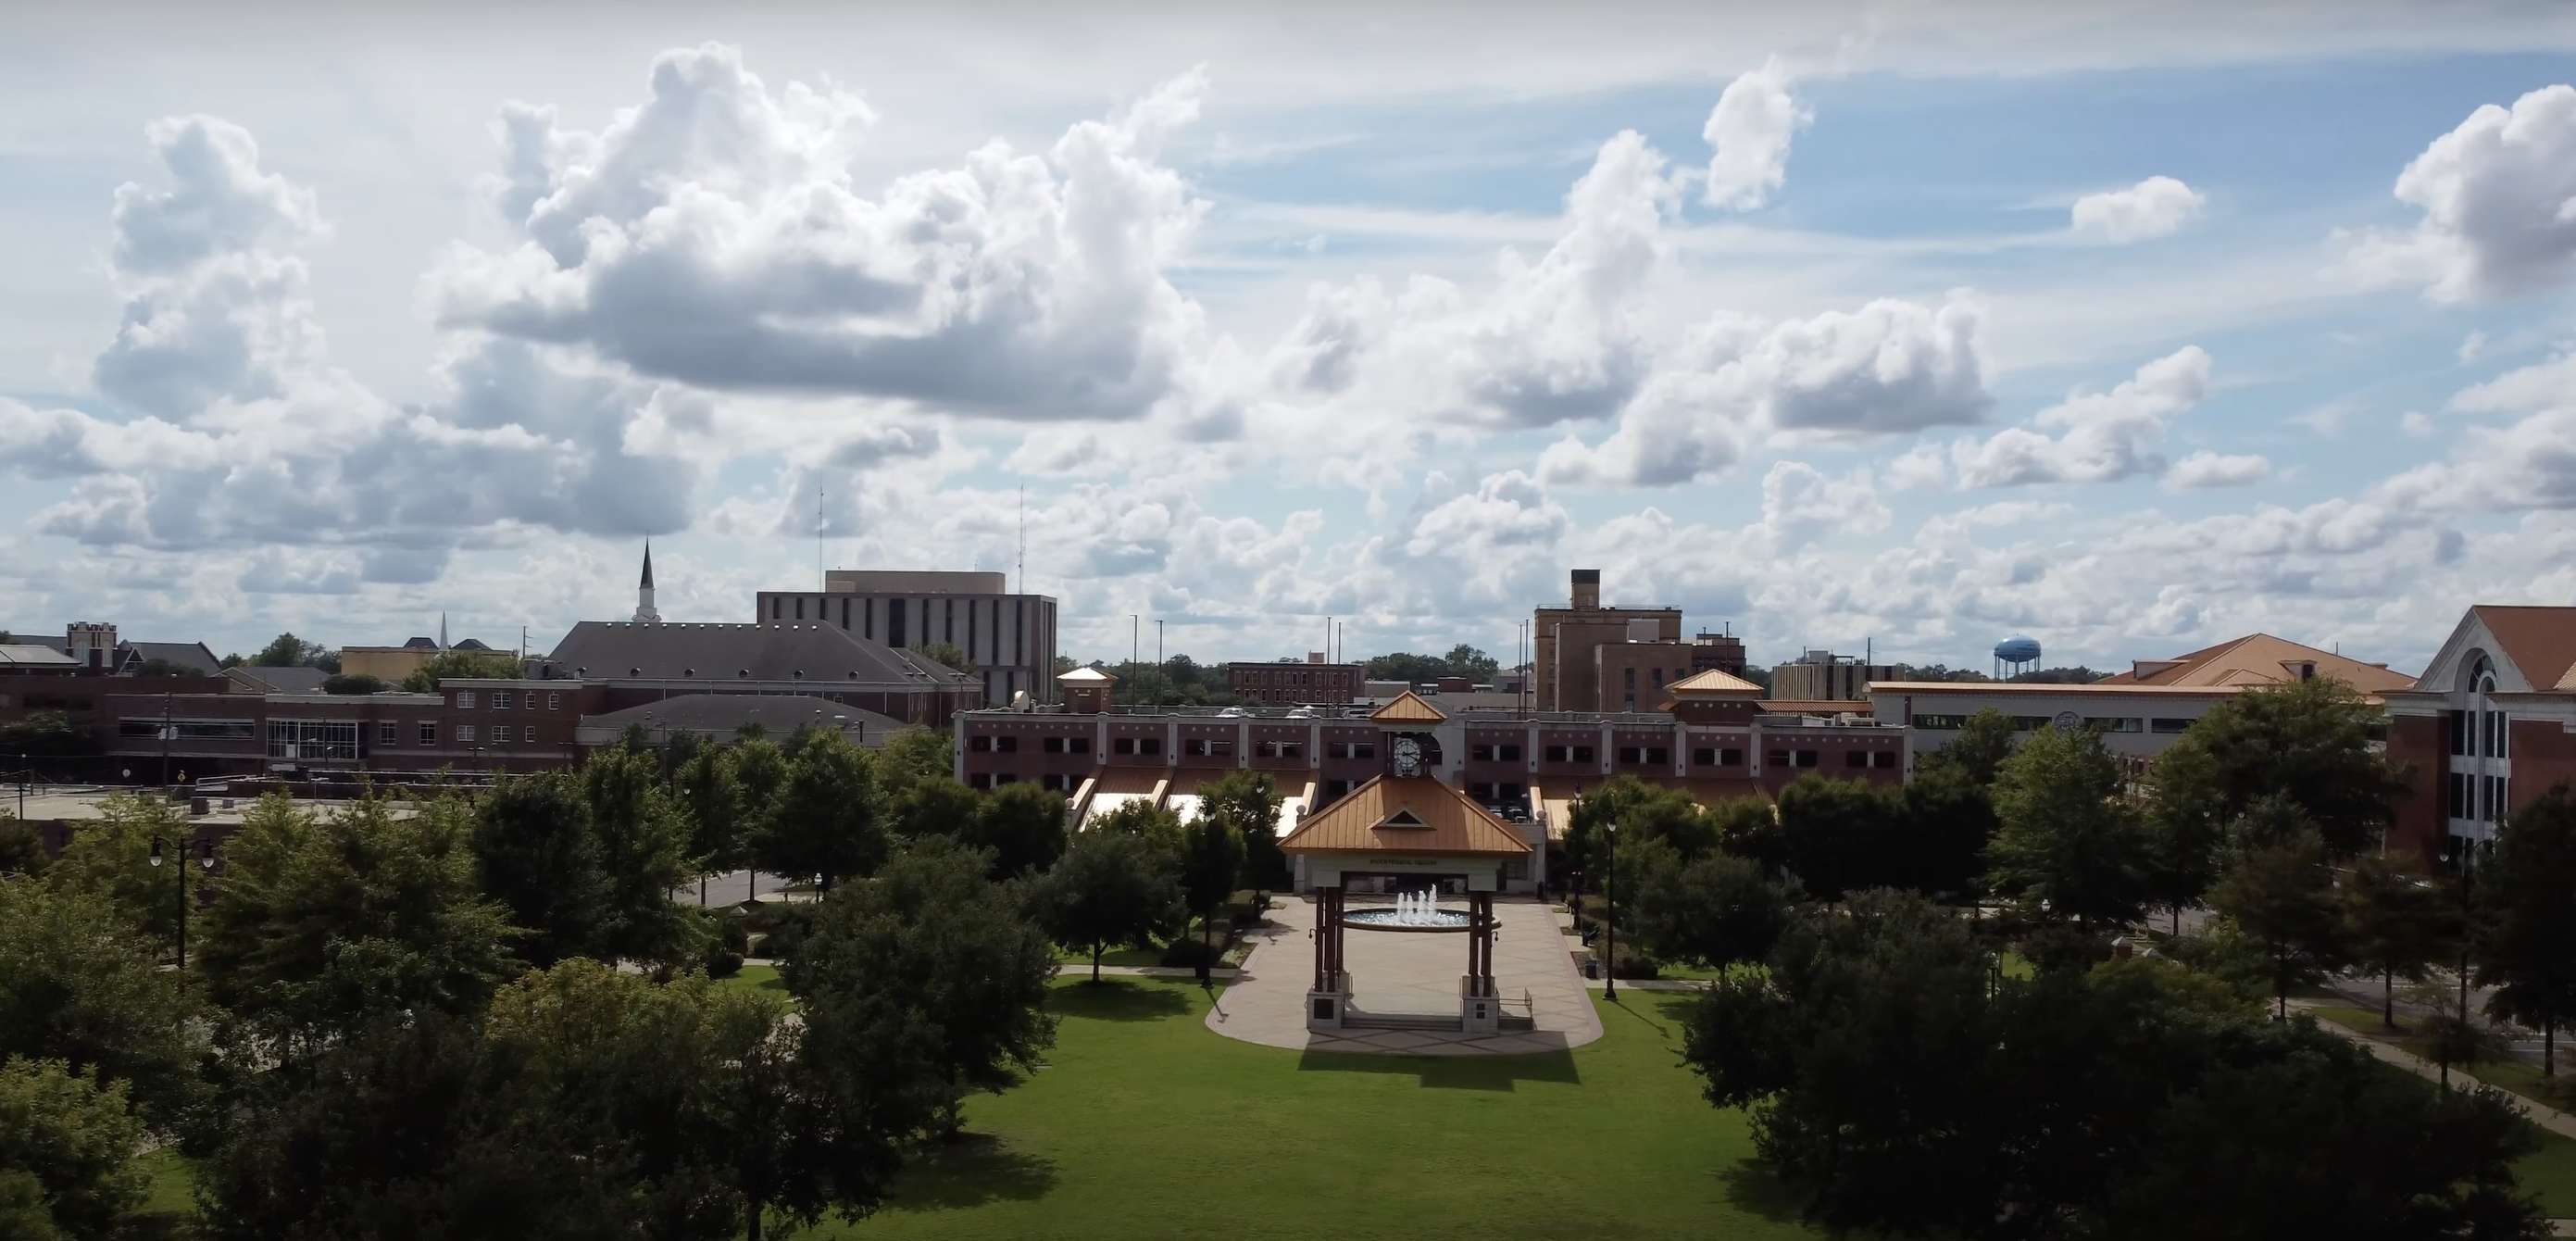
[1294,1048,1582,1091]
[1717,1155,1807,1223]
[1598,992,1683,1041]
[1046,977,1193,1022]
[886,1132,1060,1212]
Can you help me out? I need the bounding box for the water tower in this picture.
[1994,634,2042,679]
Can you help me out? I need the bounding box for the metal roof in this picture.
[546,620,977,688]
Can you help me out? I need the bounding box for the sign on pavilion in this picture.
[1279,692,1533,1034]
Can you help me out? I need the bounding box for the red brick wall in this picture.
[2385,712,2448,866]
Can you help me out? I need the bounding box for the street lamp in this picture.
[1603,820,1619,1001]
[147,836,216,971]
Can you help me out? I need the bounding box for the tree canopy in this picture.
[2151,675,2407,860]
[398,649,523,692]
[1031,828,1179,982]
[1986,724,2154,929]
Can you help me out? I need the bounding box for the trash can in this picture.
[1584,958,1599,980]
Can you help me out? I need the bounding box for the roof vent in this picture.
[847,671,858,680]
[794,670,804,679]
[629,667,640,676]
[684,668,694,677]
[1376,809,1430,830]
[739,669,749,678]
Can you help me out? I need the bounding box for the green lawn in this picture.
[714,963,791,1000]
[2307,1005,2576,1217]
[826,979,1812,1241]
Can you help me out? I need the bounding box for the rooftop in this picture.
[544,620,976,687]
[1278,776,1531,857]
[2094,633,2413,693]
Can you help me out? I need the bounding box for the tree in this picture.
[0,710,98,758]
[0,879,204,1127]
[884,776,982,842]
[965,783,1067,880]
[2207,814,2348,1020]
[789,837,1057,1137]
[469,771,606,970]
[1031,829,1179,982]
[1986,724,2153,929]
[1085,800,1185,862]
[0,1057,150,1241]
[1176,810,1245,972]
[1566,776,1715,877]
[755,731,883,893]
[582,747,699,967]
[2341,850,2456,1029]
[397,649,523,693]
[869,726,955,809]
[481,960,819,1241]
[1773,774,1904,902]
[1626,847,1791,971]
[1912,708,2017,786]
[198,792,520,1047]
[1682,889,2545,1239]
[673,745,745,880]
[911,642,976,674]
[2480,784,2576,1075]
[1196,771,1283,890]
[0,814,44,878]
[731,739,790,824]
[2151,675,2407,859]
[1896,766,1998,900]
[44,791,205,956]
[1441,644,1499,682]
[322,673,386,695]
[252,633,328,669]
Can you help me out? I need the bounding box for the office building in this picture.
[2383,606,2576,867]
[1229,656,1364,705]
[1769,650,1899,702]
[756,570,1057,708]
[1532,570,1682,711]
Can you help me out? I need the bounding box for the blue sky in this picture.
[5,3,2576,675]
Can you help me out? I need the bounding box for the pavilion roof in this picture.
[1369,691,1447,724]
[1279,775,1530,857]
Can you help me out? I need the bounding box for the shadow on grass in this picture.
[1598,993,1691,1041]
[1047,978,1194,1022]
[886,1133,1060,1212]
[1294,1048,1582,1091]
[1717,1156,1807,1224]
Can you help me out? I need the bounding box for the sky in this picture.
[6,1,2576,675]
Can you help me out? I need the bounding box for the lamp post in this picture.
[1603,820,1618,1001]
[147,836,215,971]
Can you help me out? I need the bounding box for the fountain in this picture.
[1342,887,1470,932]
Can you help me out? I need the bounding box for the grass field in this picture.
[825,978,1813,1241]
[2305,1004,2576,1216]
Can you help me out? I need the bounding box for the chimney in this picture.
[68,621,118,671]
[1570,569,1601,611]
[1307,651,1326,664]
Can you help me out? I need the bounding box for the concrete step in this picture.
[1343,1010,1464,1033]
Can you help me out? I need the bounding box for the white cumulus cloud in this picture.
[1952,345,2214,488]
[2070,175,2206,244]
[2342,84,2576,302]
[2165,450,2273,490]
[433,44,1216,420]
[1701,56,1808,211]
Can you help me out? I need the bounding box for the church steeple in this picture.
[633,542,662,624]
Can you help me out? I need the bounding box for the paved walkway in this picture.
[2288,997,2576,1140]
[1207,895,1603,1056]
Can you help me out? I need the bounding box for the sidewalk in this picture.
[2287,997,2576,1142]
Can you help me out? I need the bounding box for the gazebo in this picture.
[1280,692,1534,1034]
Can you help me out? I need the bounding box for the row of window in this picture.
[125,718,550,750]
[452,690,562,711]
[1761,748,1900,770]
[1913,713,2185,733]
[1469,744,1524,762]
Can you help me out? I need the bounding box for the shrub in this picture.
[1158,937,1225,969]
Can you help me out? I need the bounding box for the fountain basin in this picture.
[1341,909,1471,933]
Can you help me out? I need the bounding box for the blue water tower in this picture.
[1994,634,2042,679]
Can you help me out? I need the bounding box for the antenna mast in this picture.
[816,487,825,591]
[1017,485,1026,596]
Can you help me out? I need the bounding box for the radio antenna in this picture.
[1017,485,1027,595]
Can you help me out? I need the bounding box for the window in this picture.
[2010,717,2053,732]
[1257,740,1302,758]
[1844,750,1870,768]
[1043,735,1069,754]
[994,735,1019,753]
[1646,747,1668,764]
[456,724,478,744]
[1469,782,1494,800]
[1071,737,1092,755]
[490,725,512,743]
[1618,746,1643,764]
[419,722,437,746]
[1766,749,1787,767]
[378,721,398,746]
[2448,709,2469,756]
[970,735,994,752]
[1623,668,1636,690]
[1041,773,1070,792]
[119,719,257,740]
[1912,714,1967,731]
[268,720,360,760]
[2448,771,2470,819]
[1794,749,1819,768]
[969,773,994,790]
[1719,747,1743,766]
[1112,736,1136,755]
[1872,751,1897,770]
[1693,747,1716,765]
[1498,745,1520,761]
[2087,717,2143,733]
[1573,746,1594,763]
[1470,744,1494,761]
[456,690,477,709]
[1139,737,1162,756]
[1327,741,1373,759]
[491,691,512,710]
[546,693,561,710]
[994,773,1017,785]
[1183,738,1235,758]
[2151,718,2193,734]
[1618,746,1667,765]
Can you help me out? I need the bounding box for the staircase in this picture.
[1341,1009,1463,1033]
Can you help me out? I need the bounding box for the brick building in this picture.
[754,570,1058,707]
[2384,606,2576,868]
[1227,656,1362,706]
[1532,570,1681,712]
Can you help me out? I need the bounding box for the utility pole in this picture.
[1156,620,1164,666]
[1130,615,1140,705]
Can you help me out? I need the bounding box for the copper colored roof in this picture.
[1667,668,1763,695]
[1279,776,1529,856]
[2470,607,2576,692]
[1057,666,1117,684]
[2091,633,2413,694]
[1761,699,1872,716]
[1369,691,1448,724]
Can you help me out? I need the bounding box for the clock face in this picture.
[2053,710,2084,732]
[1393,736,1423,778]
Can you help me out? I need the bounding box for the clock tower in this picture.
[1369,690,1447,780]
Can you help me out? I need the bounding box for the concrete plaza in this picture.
[1207,894,1603,1056]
